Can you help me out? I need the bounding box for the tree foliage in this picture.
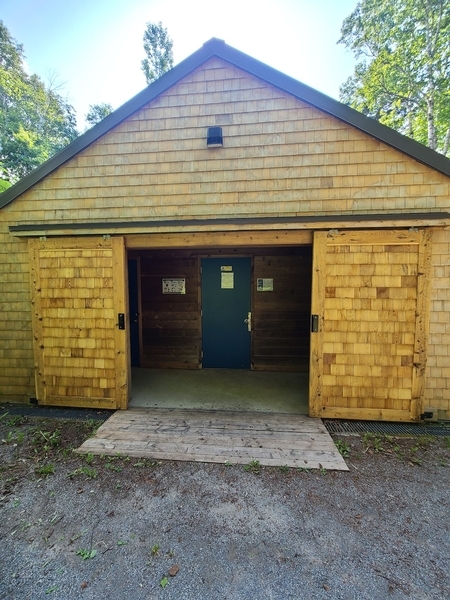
[338,0,450,155]
[85,103,113,127]
[0,21,78,185]
[141,21,174,85]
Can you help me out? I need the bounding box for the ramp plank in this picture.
[77,408,348,471]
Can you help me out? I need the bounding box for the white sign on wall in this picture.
[257,278,274,292]
[162,278,186,294]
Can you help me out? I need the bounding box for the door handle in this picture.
[244,312,251,332]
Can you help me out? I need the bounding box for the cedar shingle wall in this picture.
[426,228,450,419]
[321,241,419,417]
[0,56,449,414]
[33,244,117,402]
[8,57,450,223]
[0,215,34,400]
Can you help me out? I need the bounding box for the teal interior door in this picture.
[201,258,251,368]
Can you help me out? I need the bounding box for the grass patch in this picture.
[363,432,384,453]
[335,438,351,458]
[356,431,450,466]
[85,418,101,436]
[278,464,290,473]
[76,548,97,560]
[84,453,95,464]
[105,463,122,472]
[243,459,261,474]
[32,428,61,454]
[35,463,55,476]
[68,466,97,479]
[132,458,158,468]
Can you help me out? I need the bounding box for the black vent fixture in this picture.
[207,126,223,147]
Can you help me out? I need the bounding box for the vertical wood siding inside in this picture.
[253,248,312,371]
[140,253,200,368]
[136,247,312,371]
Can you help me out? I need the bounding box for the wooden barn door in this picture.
[29,237,130,409]
[310,230,431,422]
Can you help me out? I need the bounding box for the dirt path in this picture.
[1,415,449,600]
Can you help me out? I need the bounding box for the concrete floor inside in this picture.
[129,368,309,414]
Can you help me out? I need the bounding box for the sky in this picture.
[2,0,358,130]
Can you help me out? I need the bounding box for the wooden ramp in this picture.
[77,408,348,471]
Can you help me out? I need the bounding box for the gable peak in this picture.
[202,38,226,49]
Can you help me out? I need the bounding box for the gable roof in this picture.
[2,37,450,210]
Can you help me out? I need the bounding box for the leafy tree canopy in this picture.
[85,102,113,128]
[0,21,78,186]
[338,0,450,155]
[141,21,174,85]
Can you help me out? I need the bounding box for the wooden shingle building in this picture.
[1,39,449,422]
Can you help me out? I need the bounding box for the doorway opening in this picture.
[127,246,312,414]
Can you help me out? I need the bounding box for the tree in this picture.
[338,0,450,155]
[0,21,78,185]
[141,21,174,85]
[85,103,113,127]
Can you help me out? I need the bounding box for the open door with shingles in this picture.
[309,229,432,422]
[29,236,130,409]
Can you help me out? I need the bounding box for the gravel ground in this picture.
[0,415,449,600]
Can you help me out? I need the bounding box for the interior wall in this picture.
[253,247,312,371]
[138,250,201,369]
[131,246,312,371]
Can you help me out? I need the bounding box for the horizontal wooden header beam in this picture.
[125,230,313,248]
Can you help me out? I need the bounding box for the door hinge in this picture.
[311,314,319,332]
[118,313,125,330]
